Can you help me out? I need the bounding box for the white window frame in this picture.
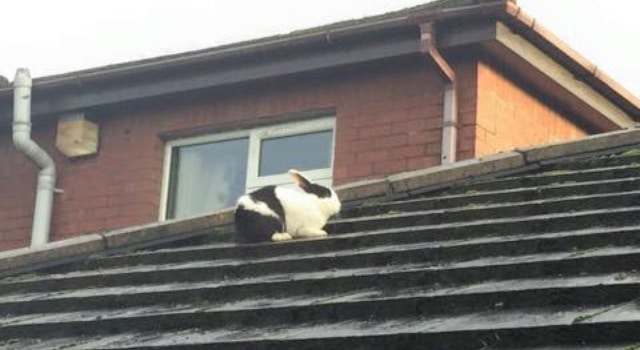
[159,117,336,220]
[246,117,335,191]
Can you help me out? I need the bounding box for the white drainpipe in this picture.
[12,68,56,247]
[441,84,457,164]
[420,23,458,165]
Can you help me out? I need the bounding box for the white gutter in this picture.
[12,68,56,247]
[420,23,458,165]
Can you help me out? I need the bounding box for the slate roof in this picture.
[1,130,640,349]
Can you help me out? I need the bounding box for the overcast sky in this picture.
[1,0,638,97]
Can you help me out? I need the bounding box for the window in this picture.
[160,117,335,220]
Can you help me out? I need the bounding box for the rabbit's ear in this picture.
[289,169,312,188]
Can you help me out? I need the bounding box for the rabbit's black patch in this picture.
[233,186,286,244]
[250,186,286,221]
[302,183,332,198]
[234,206,283,243]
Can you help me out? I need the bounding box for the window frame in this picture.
[246,117,335,191]
[159,117,336,220]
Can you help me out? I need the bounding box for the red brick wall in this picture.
[0,129,40,250]
[453,59,480,161]
[333,63,445,182]
[474,62,588,156]
[0,60,447,250]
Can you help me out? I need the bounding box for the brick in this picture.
[425,117,443,130]
[333,153,355,168]
[374,159,407,175]
[356,150,388,164]
[425,142,442,156]
[474,62,587,158]
[348,163,374,178]
[351,139,376,153]
[333,166,349,184]
[408,130,440,146]
[0,229,29,241]
[335,125,359,142]
[358,124,392,139]
[388,145,426,159]
[359,99,392,114]
[457,150,475,160]
[352,112,393,127]
[407,156,440,170]
[93,207,121,220]
[376,134,408,149]
[0,241,28,252]
[391,120,426,134]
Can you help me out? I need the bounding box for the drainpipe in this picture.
[420,23,458,165]
[12,68,56,247]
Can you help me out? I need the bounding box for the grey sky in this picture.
[1,0,638,97]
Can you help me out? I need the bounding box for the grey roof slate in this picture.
[1,135,640,349]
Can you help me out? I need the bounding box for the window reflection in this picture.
[259,130,333,176]
[168,138,249,219]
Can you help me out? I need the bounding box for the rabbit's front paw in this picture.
[271,232,293,242]
[314,230,328,237]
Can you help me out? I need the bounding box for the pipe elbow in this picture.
[12,131,56,173]
[12,68,56,247]
[12,130,34,154]
[419,23,455,84]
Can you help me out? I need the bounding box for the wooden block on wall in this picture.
[56,115,99,157]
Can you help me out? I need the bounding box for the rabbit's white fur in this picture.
[237,195,279,219]
[274,185,340,240]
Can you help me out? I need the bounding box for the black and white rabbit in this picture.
[233,169,341,243]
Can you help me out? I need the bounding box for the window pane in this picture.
[259,130,333,176]
[168,138,248,219]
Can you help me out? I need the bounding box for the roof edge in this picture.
[502,2,640,117]
[0,210,233,279]
[337,127,640,202]
[0,1,508,95]
[2,127,640,277]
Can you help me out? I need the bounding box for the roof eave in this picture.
[0,1,507,96]
[501,2,640,120]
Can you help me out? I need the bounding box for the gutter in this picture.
[12,68,57,247]
[420,22,458,165]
